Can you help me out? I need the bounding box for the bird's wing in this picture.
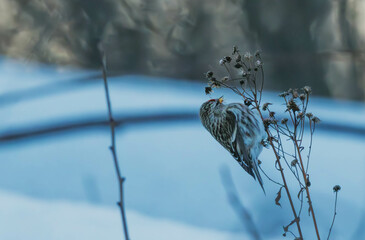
[225,107,255,178]
[226,105,265,192]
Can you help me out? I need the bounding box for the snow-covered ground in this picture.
[0,57,364,239]
[0,190,251,240]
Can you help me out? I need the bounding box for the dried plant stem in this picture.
[327,191,339,240]
[101,50,130,240]
[294,140,321,239]
[254,100,303,239]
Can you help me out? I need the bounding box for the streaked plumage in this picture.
[200,98,266,192]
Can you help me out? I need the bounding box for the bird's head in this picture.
[200,96,225,116]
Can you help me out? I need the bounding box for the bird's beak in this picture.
[218,96,224,104]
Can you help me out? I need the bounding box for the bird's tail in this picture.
[252,159,265,194]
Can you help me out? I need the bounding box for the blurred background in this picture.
[0,0,365,239]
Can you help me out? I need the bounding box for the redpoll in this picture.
[200,97,266,192]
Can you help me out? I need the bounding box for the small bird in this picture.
[200,97,266,192]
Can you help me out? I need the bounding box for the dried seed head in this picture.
[239,80,245,85]
[303,86,312,95]
[234,63,242,68]
[232,45,238,54]
[279,91,290,97]
[292,90,299,98]
[306,113,313,119]
[224,56,232,63]
[287,99,300,112]
[299,94,306,101]
[206,71,213,78]
[255,60,262,68]
[205,86,212,95]
[333,185,341,192]
[269,111,275,118]
[263,118,271,129]
[297,112,304,119]
[262,102,272,111]
[312,116,320,123]
[244,99,252,106]
[244,52,252,60]
[291,159,298,166]
[219,59,225,65]
[281,118,288,124]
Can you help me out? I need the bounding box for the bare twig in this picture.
[327,186,341,240]
[294,139,320,239]
[99,43,130,240]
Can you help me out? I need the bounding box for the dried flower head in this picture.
[333,185,341,192]
[297,112,304,119]
[205,86,212,95]
[234,63,242,68]
[292,90,299,98]
[287,99,300,112]
[263,118,271,129]
[303,86,312,95]
[279,91,290,97]
[262,102,272,111]
[299,94,306,101]
[281,118,288,124]
[232,45,238,55]
[291,159,298,167]
[224,56,232,63]
[244,98,252,106]
[241,70,247,77]
[209,77,221,88]
[312,116,320,123]
[269,111,276,118]
[306,113,313,119]
[206,71,213,78]
[244,52,252,60]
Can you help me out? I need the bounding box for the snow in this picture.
[0,57,364,239]
[0,190,249,240]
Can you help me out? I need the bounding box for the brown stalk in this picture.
[294,139,321,239]
[284,96,320,239]
[234,88,303,239]
[254,101,304,239]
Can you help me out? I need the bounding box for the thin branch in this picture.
[327,190,340,240]
[253,98,304,239]
[258,164,284,187]
[294,138,320,239]
[99,43,130,240]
